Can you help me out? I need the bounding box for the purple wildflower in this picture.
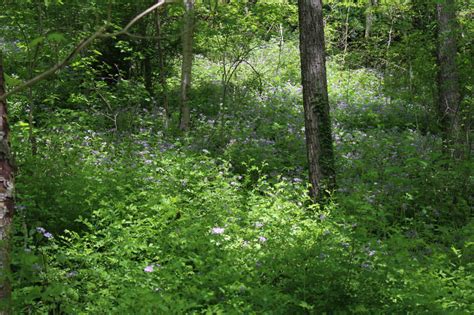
[144,265,154,273]
[361,263,370,269]
[341,242,350,249]
[211,227,225,235]
[43,232,54,239]
[255,222,264,228]
[258,236,267,243]
[16,204,26,211]
[36,227,46,234]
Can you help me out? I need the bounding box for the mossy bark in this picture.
[436,0,463,158]
[298,0,336,202]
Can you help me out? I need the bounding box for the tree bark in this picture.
[155,8,170,128]
[138,13,153,99]
[143,49,153,99]
[365,0,377,39]
[0,52,14,314]
[179,0,195,131]
[298,0,336,202]
[436,0,462,157]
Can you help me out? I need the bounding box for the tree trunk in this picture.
[155,8,170,128]
[436,0,462,157]
[298,0,336,202]
[179,0,195,131]
[140,18,154,99]
[27,88,37,156]
[365,0,377,39]
[0,52,14,314]
[143,52,153,98]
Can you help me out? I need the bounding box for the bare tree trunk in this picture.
[155,8,170,128]
[27,88,37,156]
[138,15,153,99]
[298,0,336,202]
[0,52,14,315]
[436,0,463,158]
[365,0,377,39]
[26,0,44,156]
[179,0,195,131]
[342,4,350,64]
[143,51,153,98]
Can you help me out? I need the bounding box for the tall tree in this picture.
[365,0,377,39]
[0,51,15,313]
[436,0,462,157]
[298,0,336,201]
[155,8,170,128]
[179,0,195,131]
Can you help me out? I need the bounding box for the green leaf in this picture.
[29,36,45,48]
[47,32,66,42]
[4,73,22,86]
[16,121,30,128]
[298,301,314,310]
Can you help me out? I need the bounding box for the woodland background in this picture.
[0,0,472,313]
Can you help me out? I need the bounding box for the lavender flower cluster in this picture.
[36,227,53,239]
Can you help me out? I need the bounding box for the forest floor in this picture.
[10,45,473,314]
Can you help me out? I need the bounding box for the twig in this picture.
[242,60,263,90]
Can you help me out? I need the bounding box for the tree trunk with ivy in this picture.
[436,0,463,158]
[179,0,195,131]
[298,0,336,202]
[0,51,15,314]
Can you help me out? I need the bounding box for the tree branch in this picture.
[0,27,106,101]
[107,0,167,37]
[0,0,169,101]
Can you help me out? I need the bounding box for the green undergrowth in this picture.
[11,118,473,314]
[8,41,473,314]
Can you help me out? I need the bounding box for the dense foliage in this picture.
[1,0,472,313]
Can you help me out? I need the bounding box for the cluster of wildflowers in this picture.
[36,227,53,239]
[211,227,225,235]
[66,270,78,278]
[144,264,161,273]
[16,204,27,212]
